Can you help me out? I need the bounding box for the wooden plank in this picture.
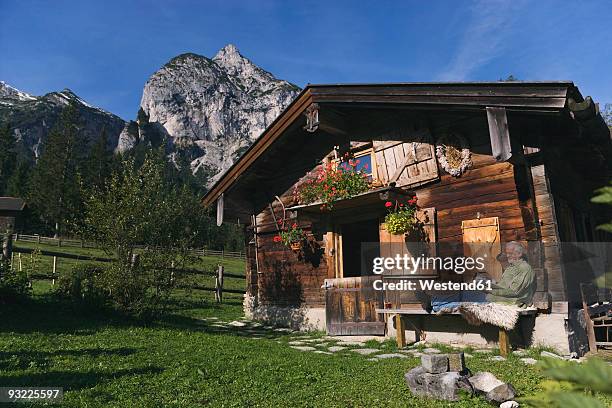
[499,328,510,357]
[396,314,406,348]
[486,107,512,162]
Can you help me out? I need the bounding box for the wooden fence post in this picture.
[215,265,224,303]
[52,256,57,285]
[18,253,22,272]
[37,235,41,244]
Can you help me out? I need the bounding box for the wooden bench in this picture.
[376,307,537,357]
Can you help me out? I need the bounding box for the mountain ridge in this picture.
[0,44,301,187]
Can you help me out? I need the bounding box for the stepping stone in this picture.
[290,346,316,351]
[288,341,305,345]
[350,348,379,355]
[474,349,491,354]
[300,339,320,343]
[540,351,563,359]
[274,328,293,333]
[229,320,247,327]
[338,341,366,346]
[520,357,538,365]
[328,346,347,352]
[314,350,333,355]
[373,353,408,359]
[489,355,506,362]
[512,350,527,356]
[422,348,441,354]
[411,352,423,358]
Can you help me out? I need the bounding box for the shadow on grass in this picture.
[1,292,285,342]
[0,295,137,335]
[0,366,164,390]
[0,348,138,370]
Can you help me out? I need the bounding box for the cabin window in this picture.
[338,147,376,181]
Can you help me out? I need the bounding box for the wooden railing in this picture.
[11,234,245,259]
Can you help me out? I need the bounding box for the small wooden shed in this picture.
[0,197,26,233]
[202,82,611,354]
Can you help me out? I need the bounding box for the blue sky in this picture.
[1,0,611,120]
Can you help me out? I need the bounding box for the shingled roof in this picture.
[0,197,26,211]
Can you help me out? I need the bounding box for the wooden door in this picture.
[380,208,437,307]
[325,276,385,335]
[462,217,503,281]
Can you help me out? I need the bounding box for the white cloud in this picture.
[438,0,527,81]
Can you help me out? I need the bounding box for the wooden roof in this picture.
[201,81,588,222]
[0,197,26,212]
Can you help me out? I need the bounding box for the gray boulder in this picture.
[468,371,516,403]
[405,366,473,401]
[421,354,449,374]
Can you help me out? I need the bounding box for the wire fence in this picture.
[11,233,246,259]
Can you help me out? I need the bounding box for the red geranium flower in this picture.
[385,201,393,208]
[273,235,282,243]
[292,223,297,228]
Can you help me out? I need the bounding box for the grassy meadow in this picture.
[1,242,611,407]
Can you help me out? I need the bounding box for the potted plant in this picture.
[276,223,306,251]
[384,195,418,235]
[293,157,370,211]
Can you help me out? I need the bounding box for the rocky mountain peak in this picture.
[136,45,301,186]
[0,81,36,102]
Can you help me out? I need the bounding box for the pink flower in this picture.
[385,201,393,208]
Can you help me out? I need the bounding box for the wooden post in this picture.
[215,265,224,303]
[2,229,13,263]
[18,253,22,272]
[52,256,57,285]
[37,235,41,244]
[395,314,406,348]
[499,328,510,357]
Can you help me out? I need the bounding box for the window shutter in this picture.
[373,129,439,188]
[461,217,503,281]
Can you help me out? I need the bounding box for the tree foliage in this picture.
[81,150,208,317]
[27,103,85,236]
[521,357,612,408]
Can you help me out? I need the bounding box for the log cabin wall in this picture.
[246,194,330,309]
[244,117,555,310]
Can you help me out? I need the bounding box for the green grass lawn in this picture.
[2,262,611,407]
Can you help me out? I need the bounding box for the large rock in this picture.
[405,366,473,401]
[468,372,516,403]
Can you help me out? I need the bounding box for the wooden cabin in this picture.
[0,197,26,233]
[202,82,611,355]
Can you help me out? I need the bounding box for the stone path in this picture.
[202,316,568,368]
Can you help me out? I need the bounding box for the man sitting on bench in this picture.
[419,241,537,314]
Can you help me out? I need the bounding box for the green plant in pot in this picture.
[276,223,306,251]
[384,195,418,235]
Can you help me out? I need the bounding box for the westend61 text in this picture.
[372,279,493,292]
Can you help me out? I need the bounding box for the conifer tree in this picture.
[28,103,85,237]
[0,123,16,195]
[83,126,114,191]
